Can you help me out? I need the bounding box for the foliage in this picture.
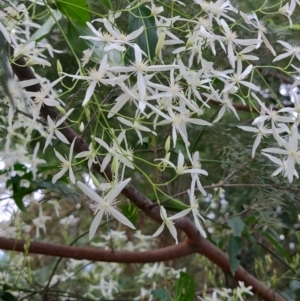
[0,0,300,300]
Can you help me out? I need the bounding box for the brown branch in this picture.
[6,49,285,301]
[0,237,196,263]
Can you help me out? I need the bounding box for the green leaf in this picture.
[128,6,158,62]
[151,288,171,301]
[39,180,80,202]
[100,0,112,9]
[163,198,190,212]
[28,10,62,43]
[261,231,291,263]
[120,202,138,225]
[9,175,27,211]
[55,0,89,26]
[228,234,241,275]
[174,272,195,301]
[226,216,245,237]
[0,291,18,301]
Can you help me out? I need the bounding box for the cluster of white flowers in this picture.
[1,0,300,246]
[199,281,253,301]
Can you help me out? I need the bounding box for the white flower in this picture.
[222,64,260,93]
[148,104,211,147]
[80,22,125,52]
[52,138,76,184]
[152,206,187,244]
[188,151,208,196]
[102,18,144,48]
[278,4,294,28]
[273,40,300,62]
[263,125,300,183]
[64,55,127,106]
[44,108,74,152]
[94,131,134,172]
[13,41,51,67]
[251,93,294,144]
[262,153,299,179]
[219,19,260,68]
[240,12,276,56]
[30,142,46,180]
[157,151,208,176]
[75,142,98,170]
[117,116,156,145]
[109,44,178,103]
[238,106,272,158]
[182,177,207,237]
[90,278,119,300]
[32,206,51,238]
[213,92,240,123]
[77,178,135,240]
[235,281,253,301]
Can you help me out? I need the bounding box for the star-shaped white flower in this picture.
[152,206,188,244]
[52,138,76,184]
[77,178,135,240]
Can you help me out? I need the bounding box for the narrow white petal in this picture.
[194,214,207,238]
[77,181,103,203]
[83,81,97,106]
[152,223,165,238]
[69,167,75,184]
[54,149,67,162]
[169,208,191,220]
[109,207,135,229]
[55,130,70,144]
[117,117,133,127]
[52,167,68,184]
[165,220,178,244]
[107,178,131,202]
[89,210,104,240]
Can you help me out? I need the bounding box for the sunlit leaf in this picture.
[28,10,62,43]
[227,216,245,237]
[128,6,158,62]
[228,234,241,275]
[174,272,195,301]
[55,0,89,26]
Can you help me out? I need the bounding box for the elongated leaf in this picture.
[261,231,291,262]
[28,10,62,43]
[228,234,241,275]
[56,0,89,26]
[151,288,170,301]
[100,0,112,9]
[227,216,245,237]
[128,6,158,61]
[0,291,18,301]
[8,175,26,211]
[174,272,195,301]
[120,202,138,225]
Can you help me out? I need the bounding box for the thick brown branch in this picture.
[0,237,196,262]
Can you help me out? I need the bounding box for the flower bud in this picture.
[79,122,84,132]
[56,105,66,115]
[111,156,119,174]
[165,136,171,153]
[155,32,165,58]
[57,59,63,77]
[89,172,100,188]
